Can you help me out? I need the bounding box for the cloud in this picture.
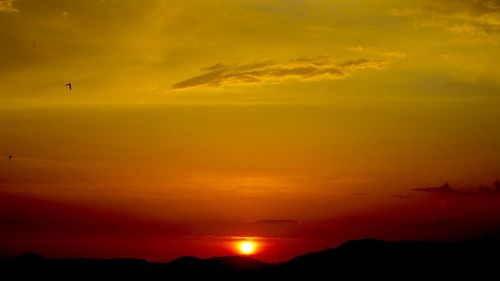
[393,195,416,199]
[348,46,407,59]
[172,57,388,90]
[411,181,500,196]
[482,0,500,9]
[248,219,299,225]
[0,0,17,13]
[390,0,500,36]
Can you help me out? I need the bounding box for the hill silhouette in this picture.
[1,237,500,280]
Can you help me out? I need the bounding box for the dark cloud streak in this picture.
[172,57,387,90]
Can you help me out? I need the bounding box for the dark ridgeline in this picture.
[1,238,500,280]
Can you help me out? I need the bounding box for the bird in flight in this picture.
[65,83,72,91]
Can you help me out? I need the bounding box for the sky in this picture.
[1,0,500,262]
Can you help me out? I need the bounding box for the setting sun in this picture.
[238,241,256,255]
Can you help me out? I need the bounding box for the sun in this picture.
[238,241,256,255]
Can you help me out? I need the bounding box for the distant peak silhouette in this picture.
[207,256,272,271]
[3,238,500,279]
[16,252,46,262]
[412,182,457,193]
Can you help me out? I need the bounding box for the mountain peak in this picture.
[17,252,46,261]
[3,238,500,279]
[207,255,272,271]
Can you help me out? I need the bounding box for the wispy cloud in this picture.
[348,46,407,59]
[390,0,500,36]
[482,0,500,9]
[411,181,500,196]
[0,0,17,13]
[247,219,299,225]
[172,57,388,90]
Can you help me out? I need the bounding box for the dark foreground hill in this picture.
[1,237,500,280]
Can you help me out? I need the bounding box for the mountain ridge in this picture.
[2,237,500,280]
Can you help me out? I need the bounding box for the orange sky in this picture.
[1,0,500,262]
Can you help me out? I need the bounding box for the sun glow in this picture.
[238,241,256,255]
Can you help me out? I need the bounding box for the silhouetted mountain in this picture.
[2,237,500,280]
[16,252,47,262]
[207,256,271,271]
[266,237,500,279]
[166,255,270,271]
[161,255,270,278]
[412,182,458,193]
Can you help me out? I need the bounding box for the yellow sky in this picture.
[1,0,500,260]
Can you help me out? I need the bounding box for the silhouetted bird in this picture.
[65,83,72,91]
